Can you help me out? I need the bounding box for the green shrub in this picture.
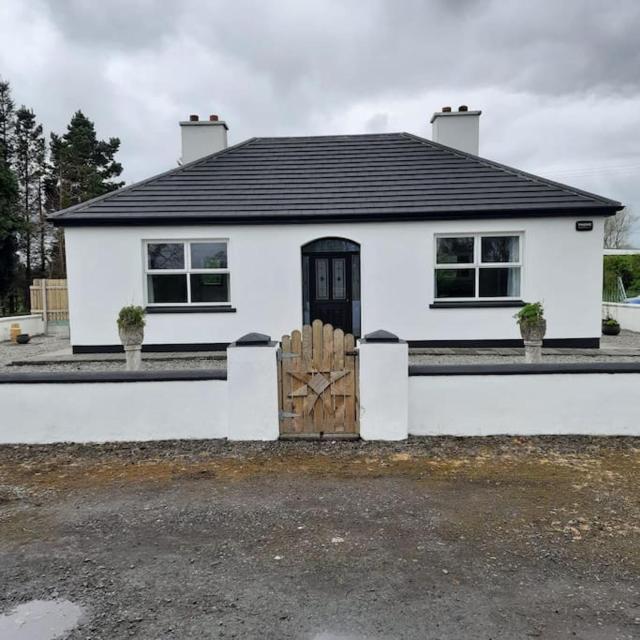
[117,305,146,330]
[515,302,544,325]
[603,255,640,299]
[602,316,620,327]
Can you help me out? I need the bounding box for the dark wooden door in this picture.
[309,254,352,334]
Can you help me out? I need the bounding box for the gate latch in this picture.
[279,411,300,419]
[277,351,298,361]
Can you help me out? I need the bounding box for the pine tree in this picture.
[46,111,124,276]
[0,80,21,314]
[14,106,46,285]
[0,80,14,165]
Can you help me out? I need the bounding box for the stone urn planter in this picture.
[515,302,546,364]
[117,305,146,371]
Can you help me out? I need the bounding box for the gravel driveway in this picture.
[1,437,639,639]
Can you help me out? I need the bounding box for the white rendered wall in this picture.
[0,379,228,444]
[409,373,640,436]
[64,216,604,348]
[227,343,280,441]
[0,315,44,341]
[358,341,409,440]
[603,303,640,332]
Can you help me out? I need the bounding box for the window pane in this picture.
[190,274,230,303]
[479,267,521,297]
[315,258,328,300]
[191,242,227,269]
[147,243,184,270]
[481,236,519,263]
[333,258,346,299]
[436,237,474,264]
[435,269,475,298]
[147,274,187,303]
[303,238,359,253]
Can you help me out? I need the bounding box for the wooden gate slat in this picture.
[302,324,312,361]
[344,333,356,434]
[280,334,293,433]
[321,324,335,432]
[290,330,304,432]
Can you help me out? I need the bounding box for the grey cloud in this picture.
[2,0,640,241]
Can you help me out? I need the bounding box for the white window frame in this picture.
[144,239,231,306]
[433,232,523,302]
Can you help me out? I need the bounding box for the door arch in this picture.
[301,237,361,336]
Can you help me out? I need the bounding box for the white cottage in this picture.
[52,107,622,353]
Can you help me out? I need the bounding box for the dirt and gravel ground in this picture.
[1,437,639,639]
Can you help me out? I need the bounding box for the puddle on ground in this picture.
[0,599,85,640]
[312,634,367,640]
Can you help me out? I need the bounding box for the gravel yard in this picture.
[0,334,69,367]
[1,437,639,639]
[2,330,640,372]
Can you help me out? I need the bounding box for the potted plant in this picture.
[117,305,146,370]
[602,316,621,336]
[515,302,546,363]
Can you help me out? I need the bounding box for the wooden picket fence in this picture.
[29,279,69,321]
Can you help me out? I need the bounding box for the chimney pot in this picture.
[442,106,452,113]
[209,114,219,121]
[189,114,199,122]
[458,105,468,112]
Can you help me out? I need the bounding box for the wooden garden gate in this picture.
[278,319,359,438]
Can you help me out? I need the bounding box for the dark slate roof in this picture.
[51,132,622,225]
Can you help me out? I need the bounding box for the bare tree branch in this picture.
[604,208,636,248]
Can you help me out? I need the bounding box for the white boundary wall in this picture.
[0,314,44,341]
[602,303,640,333]
[2,340,640,444]
[409,371,640,436]
[227,341,280,441]
[359,339,408,440]
[0,376,228,444]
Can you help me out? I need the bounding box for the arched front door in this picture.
[301,237,361,336]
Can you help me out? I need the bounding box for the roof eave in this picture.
[51,204,623,228]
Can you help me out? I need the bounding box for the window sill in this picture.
[146,305,237,314]
[429,300,525,309]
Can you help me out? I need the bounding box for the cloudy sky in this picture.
[1,0,639,243]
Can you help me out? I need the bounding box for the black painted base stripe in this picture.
[409,362,640,376]
[407,338,600,349]
[429,300,526,309]
[72,342,231,354]
[146,306,236,314]
[0,369,228,384]
[73,337,601,354]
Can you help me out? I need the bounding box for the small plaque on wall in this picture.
[576,220,593,231]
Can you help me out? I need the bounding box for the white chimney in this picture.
[430,105,481,155]
[179,114,228,164]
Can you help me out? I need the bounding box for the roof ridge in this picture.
[48,136,261,219]
[400,132,622,208]
[253,132,404,141]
